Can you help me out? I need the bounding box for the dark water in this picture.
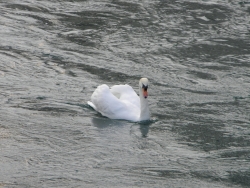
[0,0,250,187]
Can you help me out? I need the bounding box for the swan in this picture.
[87,78,150,122]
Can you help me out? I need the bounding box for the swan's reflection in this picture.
[91,117,127,128]
[91,117,153,138]
[138,120,153,137]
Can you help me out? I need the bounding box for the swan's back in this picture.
[110,84,140,107]
[88,84,140,121]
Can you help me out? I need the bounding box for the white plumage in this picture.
[88,78,150,122]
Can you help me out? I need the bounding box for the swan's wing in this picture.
[110,84,140,108]
[90,84,139,121]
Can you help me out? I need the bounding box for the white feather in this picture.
[88,78,150,122]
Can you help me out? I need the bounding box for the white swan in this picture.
[87,78,150,122]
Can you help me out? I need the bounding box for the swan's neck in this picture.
[139,90,150,121]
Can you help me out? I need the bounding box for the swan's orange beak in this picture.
[143,89,148,98]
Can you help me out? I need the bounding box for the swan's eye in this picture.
[142,84,148,91]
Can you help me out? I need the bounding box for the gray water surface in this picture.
[0,0,250,187]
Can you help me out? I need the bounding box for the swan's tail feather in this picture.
[87,101,97,110]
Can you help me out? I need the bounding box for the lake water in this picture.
[0,0,250,187]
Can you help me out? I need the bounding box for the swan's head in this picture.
[139,78,149,99]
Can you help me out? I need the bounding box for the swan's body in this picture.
[87,78,150,122]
